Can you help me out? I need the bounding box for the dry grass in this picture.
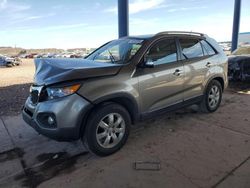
[233,46,250,55]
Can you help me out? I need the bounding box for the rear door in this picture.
[137,38,185,113]
[178,38,217,100]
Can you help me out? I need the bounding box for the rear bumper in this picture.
[22,94,92,141]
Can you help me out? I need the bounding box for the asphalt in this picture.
[0,91,249,188]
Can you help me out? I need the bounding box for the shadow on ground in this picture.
[228,81,250,93]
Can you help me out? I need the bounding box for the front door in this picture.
[136,38,184,113]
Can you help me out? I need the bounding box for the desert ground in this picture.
[0,59,34,116]
[0,59,250,188]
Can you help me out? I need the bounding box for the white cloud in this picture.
[11,23,89,33]
[129,13,238,42]
[10,13,56,24]
[105,0,168,14]
[130,0,166,14]
[0,0,30,13]
[0,0,7,10]
[0,0,31,23]
[167,6,207,13]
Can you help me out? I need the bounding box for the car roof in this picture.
[125,31,206,40]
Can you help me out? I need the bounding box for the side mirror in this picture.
[144,56,154,68]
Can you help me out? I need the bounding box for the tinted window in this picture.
[179,39,203,59]
[146,39,177,65]
[200,40,216,56]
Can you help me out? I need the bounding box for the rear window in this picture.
[179,39,204,59]
[200,40,216,56]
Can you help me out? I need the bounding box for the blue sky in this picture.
[0,0,249,49]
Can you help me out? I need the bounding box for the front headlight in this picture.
[46,84,81,100]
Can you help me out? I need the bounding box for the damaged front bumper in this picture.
[22,93,92,141]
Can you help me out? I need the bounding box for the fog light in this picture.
[48,116,55,125]
[37,113,57,128]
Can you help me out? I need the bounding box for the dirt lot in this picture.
[0,59,34,116]
[0,59,250,188]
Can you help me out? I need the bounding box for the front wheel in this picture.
[200,80,222,113]
[83,103,131,156]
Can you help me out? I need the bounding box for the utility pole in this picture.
[118,0,129,38]
[231,0,241,52]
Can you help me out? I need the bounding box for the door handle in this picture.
[173,69,182,76]
[206,62,212,68]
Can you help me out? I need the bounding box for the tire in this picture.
[83,103,131,156]
[6,63,13,67]
[200,80,222,113]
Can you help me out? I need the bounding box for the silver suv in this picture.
[22,31,228,156]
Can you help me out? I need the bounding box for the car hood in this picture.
[34,58,122,85]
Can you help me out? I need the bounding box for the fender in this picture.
[203,75,225,93]
[93,92,140,123]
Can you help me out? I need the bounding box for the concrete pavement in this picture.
[0,91,249,188]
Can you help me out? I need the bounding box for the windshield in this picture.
[86,38,143,64]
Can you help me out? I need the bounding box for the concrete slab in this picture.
[0,152,23,183]
[38,106,250,188]
[217,158,250,188]
[0,118,14,153]
[0,149,24,188]
[1,115,87,168]
[0,174,26,188]
[193,93,250,136]
[0,92,250,188]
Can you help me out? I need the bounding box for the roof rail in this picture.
[156,31,205,37]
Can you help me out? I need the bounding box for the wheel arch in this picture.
[79,93,140,138]
[93,93,140,124]
[204,75,225,93]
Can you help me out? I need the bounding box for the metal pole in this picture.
[118,0,129,38]
[231,0,241,52]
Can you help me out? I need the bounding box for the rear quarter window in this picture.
[200,40,216,56]
[179,38,204,59]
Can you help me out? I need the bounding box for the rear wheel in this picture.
[83,103,131,156]
[200,80,222,113]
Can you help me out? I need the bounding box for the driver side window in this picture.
[146,39,177,65]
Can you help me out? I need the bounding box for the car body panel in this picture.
[77,65,141,111]
[34,58,123,85]
[136,61,184,113]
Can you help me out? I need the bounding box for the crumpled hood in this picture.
[34,58,122,85]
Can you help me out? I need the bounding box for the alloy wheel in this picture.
[208,85,220,109]
[96,113,125,149]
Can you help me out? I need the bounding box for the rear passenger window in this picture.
[179,39,203,59]
[200,40,216,56]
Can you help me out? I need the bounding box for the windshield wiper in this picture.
[108,50,116,64]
